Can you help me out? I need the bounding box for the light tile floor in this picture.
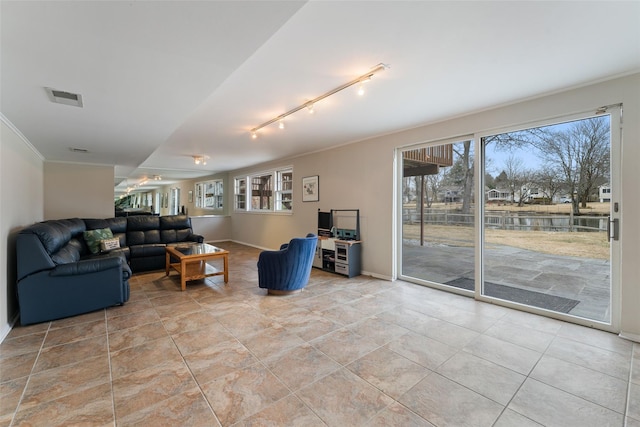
[1,242,638,426]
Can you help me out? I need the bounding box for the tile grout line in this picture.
[159,292,223,426]
[488,338,546,427]
[625,343,637,425]
[8,321,52,427]
[105,309,117,426]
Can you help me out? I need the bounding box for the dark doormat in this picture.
[444,277,580,313]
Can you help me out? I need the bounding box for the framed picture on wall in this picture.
[302,175,319,202]
[163,193,169,208]
[188,190,193,203]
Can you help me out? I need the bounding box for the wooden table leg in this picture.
[223,254,228,283]
[181,259,187,291]
[165,252,170,276]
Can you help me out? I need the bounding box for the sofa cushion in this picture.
[105,217,127,234]
[56,218,86,237]
[83,228,114,254]
[160,215,191,230]
[127,215,160,231]
[83,218,109,230]
[161,228,192,244]
[127,229,161,246]
[126,216,161,246]
[51,242,81,265]
[26,222,70,255]
[67,237,88,256]
[129,244,166,258]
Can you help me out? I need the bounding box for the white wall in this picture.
[229,73,640,337]
[191,216,232,242]
[0,117,44,340]
[44,162,114,220]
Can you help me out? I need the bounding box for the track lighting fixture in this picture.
[250,63,388,138]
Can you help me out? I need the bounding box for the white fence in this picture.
[403,208,606,232]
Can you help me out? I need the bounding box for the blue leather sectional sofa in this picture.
[16,215,203,325]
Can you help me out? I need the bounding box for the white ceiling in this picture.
[2,1,639,195]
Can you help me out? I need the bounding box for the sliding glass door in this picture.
[481,112,618,324]
[399,108,620,329]
[401,138,476,293]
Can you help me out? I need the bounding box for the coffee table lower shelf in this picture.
[169,261,223,279]
[165,244,229,291]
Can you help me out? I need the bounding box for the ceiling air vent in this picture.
[45,87,83,107]
[68,147,90,153]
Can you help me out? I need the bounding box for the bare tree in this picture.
[484,116,610,214]
[502,155,534,206]
[425,168,446,208]
[532,166,565,203]
[571,118,610,207]
[449,141,474,215]
[535,117,609,213]
[402,177,416,204]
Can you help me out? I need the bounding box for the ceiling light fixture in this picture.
[193,155,208,165]
[250,63,388,138]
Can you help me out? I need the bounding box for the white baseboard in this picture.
[227,240,274,252]
[219,241,393,281]
[0,314,18,344]
[361,270,393,281]
[619,331,640,343]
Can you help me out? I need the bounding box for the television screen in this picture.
[318,211,332,230]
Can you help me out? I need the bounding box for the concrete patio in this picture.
[402,240,611,323]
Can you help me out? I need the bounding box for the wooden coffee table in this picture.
[165,243,229,291]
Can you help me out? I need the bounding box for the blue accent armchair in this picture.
[257,234,318,294]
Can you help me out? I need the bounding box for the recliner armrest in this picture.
[187,233,204,243]
[50,256,127,278]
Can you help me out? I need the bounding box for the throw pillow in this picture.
[99,238,120,253]
[83,228,114,254]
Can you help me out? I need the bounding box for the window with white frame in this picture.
[235,167,293,212]
[251,173,273,211]
[235,177,246,210]
[195,179,223,210]
[276,169,293,211]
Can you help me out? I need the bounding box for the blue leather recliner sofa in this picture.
[257,234,318,294]
[16,215,203,325]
